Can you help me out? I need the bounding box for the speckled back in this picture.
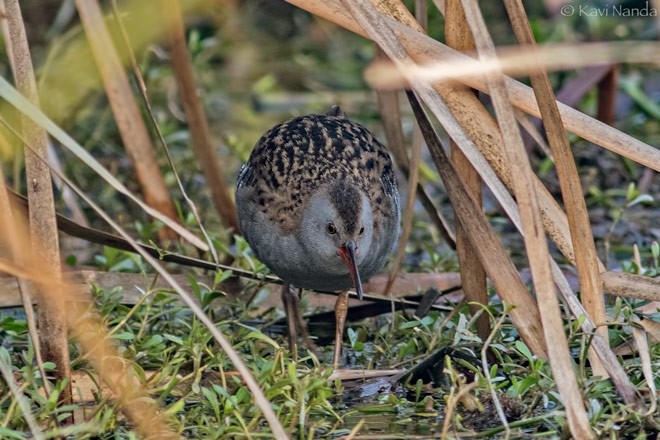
[237,114,399,235]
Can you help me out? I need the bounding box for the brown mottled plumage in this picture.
[236,109,400,366]
[238,115,397,232]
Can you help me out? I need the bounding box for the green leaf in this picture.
[347,328,358,347]
[41,362,56,371]
[142,334,163,348]
[626,194,653,208]
[113,331,135,341]
[201,386,220,414]
[0,347,11,364]
[165,398,186,415]
[244,331,280,349]
[399,319,423,330]
[0,427,27,439]
[164,334,184,345]
[214,269,233,284]
[621,75,660,120]
[514,341,533,362]
[625,182,638,202]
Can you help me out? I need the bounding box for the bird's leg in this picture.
[294,288,319,355]
[281,283,299,360]
[281,284,318,360]
[332,290,350,369]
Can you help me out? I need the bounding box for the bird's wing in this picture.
[236,163,254,189]
[381,164,400,213]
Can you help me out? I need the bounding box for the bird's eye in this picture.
[326,222,337,234]
[359,226,364,235]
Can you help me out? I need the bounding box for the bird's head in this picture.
[298,181,374,299]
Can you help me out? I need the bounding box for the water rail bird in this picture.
[236,106,400,367]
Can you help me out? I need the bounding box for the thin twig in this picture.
[110,0,220,266]
[481,307,511,439]
[163,0,240,234]
[75,0,180,242]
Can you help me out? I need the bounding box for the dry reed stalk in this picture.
[3,0,72,416]
[550,262,644,408]
[108,0,221,267]
[601,271,660,301]
[597,66,619,126]
[374,73,455,245]
[290,0,649,424]
[381,45,423,298]
[164,0,240,234]
[285,0,658,319]
[503,0,607,378]
[381,121,421,296]
[75,0,179,242]
[523,64,615,151]
[339,0,548,359]
[0,172,53,411]
[445,0,489,343]
[284,0,572,279]
[459,0,593,435]
[365,42,658,93]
